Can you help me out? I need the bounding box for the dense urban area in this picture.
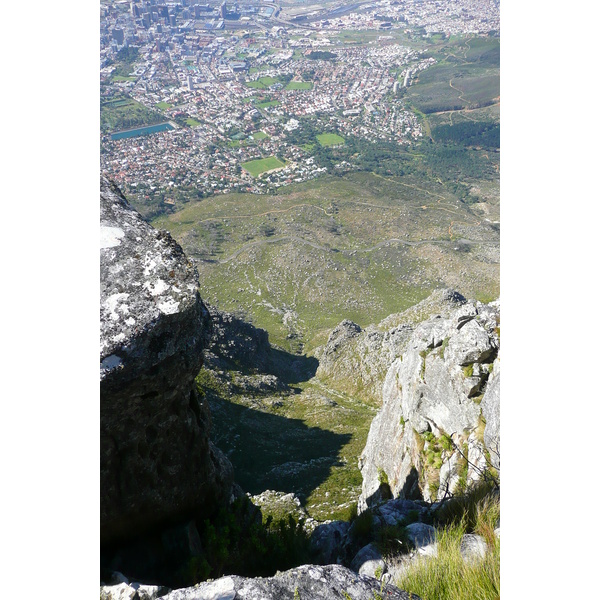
[101,0,499,214]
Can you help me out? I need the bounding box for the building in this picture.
[112,28,125,45]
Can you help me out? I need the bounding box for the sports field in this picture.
[317,133,345,147]
[241,156,286,176]
[246,76,281,89]
[285,81,313,90]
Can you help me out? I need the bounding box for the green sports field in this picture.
[317,133,345,147]
[246,76,281,89]
[252,131,269,140]
[241,156,286,176]
[285,81,313,90]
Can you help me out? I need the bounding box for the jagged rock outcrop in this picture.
[100,176,234,546]
[314,290,469,404]
[101,565,420,599]
[358,296,500,510]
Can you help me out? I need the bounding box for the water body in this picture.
[111,122,174,140]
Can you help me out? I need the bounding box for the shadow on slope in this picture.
[205,304,319,385]
[208,395,352,501]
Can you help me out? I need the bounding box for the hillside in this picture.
[153,171,499,356]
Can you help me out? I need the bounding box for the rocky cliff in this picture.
[100,564,421,599]
[357,296,500,510]
[100,176,234,547]
[314,290,471,405]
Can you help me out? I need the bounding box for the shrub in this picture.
[378,467,390,486]
[375,523,411,558]
[351,509,374,543]
[174,497,314,586]
[439,434,453,452]
[440,337,450,359]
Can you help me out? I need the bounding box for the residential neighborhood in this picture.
[100,0,500,212]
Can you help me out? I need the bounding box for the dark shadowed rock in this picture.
[310,520,351,564]
[204,305,271,372]
[100,176,233,546]
[405,523,436,549]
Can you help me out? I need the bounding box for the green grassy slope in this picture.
[153,171,499,354]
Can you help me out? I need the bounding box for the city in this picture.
[100,0,499,214]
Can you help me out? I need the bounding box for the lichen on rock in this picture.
[100,176,233,547]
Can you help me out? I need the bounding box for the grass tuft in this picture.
[393,485,500,600]
[394,520,500,600]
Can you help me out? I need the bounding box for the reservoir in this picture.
[111,122,174,140]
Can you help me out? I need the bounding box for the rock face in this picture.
[100,176,233,546]
[315,289,469,404]
[100,565,421,600]
[358,296,500,510]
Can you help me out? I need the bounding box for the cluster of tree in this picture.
[173,497,313,587]
[100,99,164,133]
[283,130,495,204]
[335,135,413,176]
[433,121,500,149]
[421,143,495,182]
[103,45,139,68]
[109,46,141,78]
[306,51,337,60]
[116,45,139,64]
[284,119,319,146]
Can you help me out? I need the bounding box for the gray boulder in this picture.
[100,176,233,545]
[405,523,436,549]
[481,353,500,470]
[204,305,271,372]
[101,583,167,600]
[350,543,386,578]
[460,534,488,562]
[158,564,419,599]
[315,290,468,405]
[310,520,351,564]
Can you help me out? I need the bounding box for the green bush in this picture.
[375,523,411,558]
[351,509,374,544]
[377,467,389,486]
[175,497,314,586]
